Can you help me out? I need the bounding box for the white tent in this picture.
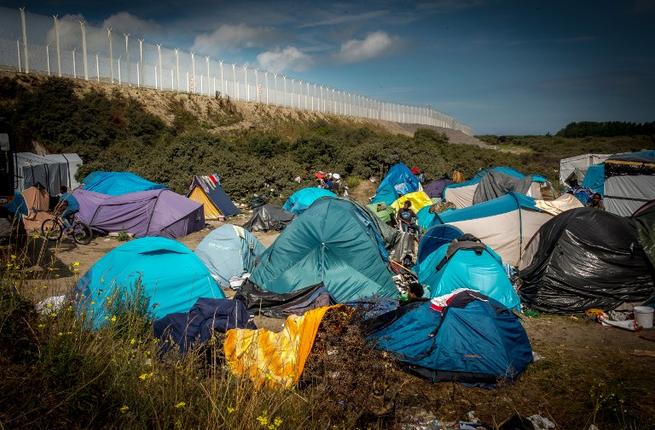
[559,153,611,185]
[15,152,83,195]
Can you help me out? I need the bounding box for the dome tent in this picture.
[243,204,295,232]
[76,237,224,328]
[518,208,655,313]
[371,163,421,206]
[250,198,397,303]
[282,187,336,215]
[416,236,520,310]
[367,290,532,384]
[195,224,266,288]
[82,171,165,196]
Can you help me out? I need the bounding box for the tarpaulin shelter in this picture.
[423,178,452,198]
[371,163,421,205]
[431,193,553,266]
[282,187,336,215]
[390,190,433,212]
[74,189,205,238]
[187,174,240,219]
[603,151,655,216]
[194,224,266,288]
[443,167,546,209]
[250,198,397,303]
[416,238,520,310]
[15,152,83,195]
[243,204,295,232]
[20,186,52,231]
[76,237,224,328]
[633,200,655,266]
[559,153,611,185]
[367,291,532,384]
[518,208,655,313]
[82,171,164,196]
[224,305,339,388]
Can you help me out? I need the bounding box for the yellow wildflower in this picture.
[110,315,117,323]
[138,372,153,381]
[72,261,80,267]
[37,323,45,329]
[256,414,269,426]
[10,254,16,259]
[119,405,129,414]
[227,406,235,414]
[175,401,186,409]
[130,338,136,345]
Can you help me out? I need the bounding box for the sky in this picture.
[1,0,654,134]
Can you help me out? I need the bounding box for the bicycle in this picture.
[41,214,93,245]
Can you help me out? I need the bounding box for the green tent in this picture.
[367,202,396,224]
[250,198,398,303]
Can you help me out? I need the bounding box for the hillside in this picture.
[0,73,650,201]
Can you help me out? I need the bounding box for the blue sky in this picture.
[2,0,654,134]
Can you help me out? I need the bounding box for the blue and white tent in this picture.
[371,163,421,206]
[195,224,266,288]
[430,193,553,266]
[443,167,546,208]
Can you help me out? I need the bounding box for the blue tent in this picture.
[417,224,464,264]
[416,240,520,310]
[282,187,336,215]
[582,163,605,195]
[251,198,397,303]
[83,171,165,196]
[371,163,421,205]
[195,224,266,288]
[368,292,533,384]
[76,237,223,328]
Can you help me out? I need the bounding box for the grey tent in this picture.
[243,204,295,232]
[15,152,83,195]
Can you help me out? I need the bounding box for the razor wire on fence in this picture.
[0,6,472,135]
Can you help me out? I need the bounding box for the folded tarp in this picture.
[82,171,165,196]
[154,298,255,354]
[235,280,333,318]
[224,305,340,388]
[74,188,204,238]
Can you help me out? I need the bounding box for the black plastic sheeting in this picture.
[242,204,295,232]
[633,200,655,267]
[518,207,655,313]
[472,170,533,205]
[234,280,333,318]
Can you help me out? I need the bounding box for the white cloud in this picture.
[337,31,397,63]
[102,12,162,38]
[191,23,274,55]
[257,46,312,73]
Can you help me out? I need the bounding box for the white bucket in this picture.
[634,306,654,329]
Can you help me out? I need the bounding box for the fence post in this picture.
[191,52,196,93]
[46,45,51,76]
[80,21,88,80]
[273,73,278,105]
[72,49,77,78]
[219,61,224,95]
[16,40,21,73]
[265,71,269,104]
[232,64,237,99]
[154,65,158,89]
[283,75,287,106]
[158,45,163,90]
[175,49,180,91]
[254,69,259,102]
[53,16,61,76]
[205,56,210,95]
[139,39,144,87]
[95,53,99,81]
[136,63,140,87]
[117,57,121,84]
[107,28,113,83]
[19,8,29,74]
[124,34,130,85]
[244,65,249,101]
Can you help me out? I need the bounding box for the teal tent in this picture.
[76,237,224,328]
[251,198,398,303]
[195,224,266,288]
[282,187,336,215]
[83,171,165,196]
[416,239,520,310]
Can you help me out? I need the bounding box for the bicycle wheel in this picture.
[72,221,93,245]
[41,218,63,241]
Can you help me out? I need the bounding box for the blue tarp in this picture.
[582,164,605,195]
[195,224,266,288]
[372,163,421,205]
[282,187,336,215]
[416,243,521,310]
[83,171,165,196]
[3,193,27,216]
[76,237,224,328]
[368,293,532,384]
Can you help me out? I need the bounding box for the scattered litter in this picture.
[588,425,599,430]
[630,349,655,358]
[466,411,480,424]
[527,414,556,430]
[229,273,250,290]
[36,295,66,314]
[532,351,545,362]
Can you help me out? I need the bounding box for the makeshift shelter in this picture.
[390,190,433,212]
[282,187,336,215]
[250,198,397,303]
[371,163,421,205]
[74,189,204,238]
[82,171,164,196]
[443,167,546,209]
[559,153,611,185]
[194,224,266,288]
[21,186,52,231]
[243,204,295,232]
[416,237,520,310]
[423,178,452,198]
[603,151,655,216]
[535,193,584,216]
[187,174,239,219]
[76,237,224,328]
[367,290,532,384]
[224,305,339,388]
[431,193,553,266]
[633,200,655,266]
[518,208,655,313]
[15,152,83,195]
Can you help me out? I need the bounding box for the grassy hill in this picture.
[1,73,652,202]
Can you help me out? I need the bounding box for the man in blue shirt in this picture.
[57,186,80,231]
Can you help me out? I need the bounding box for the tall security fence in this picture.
[0,7,472,135]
